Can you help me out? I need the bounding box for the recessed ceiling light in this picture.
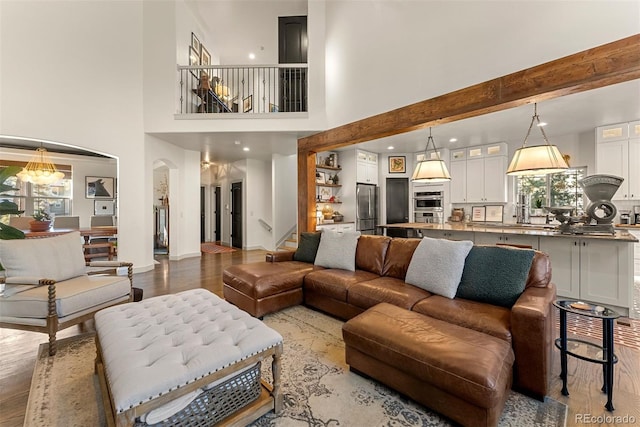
[243,147,250,152]
[234,141,241,145]
[249,53,256,60]
[387,146,394,150]
[537,122,548,127]
[449,138,457,142]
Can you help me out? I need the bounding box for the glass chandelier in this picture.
[16,145,65,185]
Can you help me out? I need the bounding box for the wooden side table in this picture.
[553,299,620,411]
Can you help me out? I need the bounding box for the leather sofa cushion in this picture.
[304,269,379,301]
[347,277,432,311]
[222,261,316,298]
[412,295,512,342]
[381,238,421,279]
[355,235,391,275]
[343,303,514,409]
[525,251,552,288]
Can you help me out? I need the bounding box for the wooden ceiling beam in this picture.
[297,34,640,233]
[298,34,640,153]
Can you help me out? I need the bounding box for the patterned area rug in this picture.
[200,242,236,254]
[25,307,567,426]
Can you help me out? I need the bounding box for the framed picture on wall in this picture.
[191,32,201,55]
[201,46,211,66]
[95,200,116,216]
[388,156,406,173]
[189,46,200,79]
[86,176,115,199]
[472,206,486,222]
[243,95,253,113]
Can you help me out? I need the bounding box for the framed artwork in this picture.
[201,46,211,66]
[316,171,326,184]
[95,200,116,216]
[319,187,332,200]
[269,103,279,113]
[86,176,115,199]
[388,156,406,173]
[243,95,253,113]
[485,205,504,222]
[472,206,486,222]
[189,46,200,79]
[191,32,201,55]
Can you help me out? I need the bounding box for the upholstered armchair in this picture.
[0,231,133,356]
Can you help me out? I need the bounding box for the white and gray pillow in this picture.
[314,230,361,271]
[405,237,473,298]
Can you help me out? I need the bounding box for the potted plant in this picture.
[29,209,52,232]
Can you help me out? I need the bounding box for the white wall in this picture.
[272,154,297,246]
[0,1,152,272]
[145,135,201,260]
[245,158,272,250]
[324,1,640,129]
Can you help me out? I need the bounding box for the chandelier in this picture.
[16,146,65,185]
[411,128,451,182]
[506,103,569,176]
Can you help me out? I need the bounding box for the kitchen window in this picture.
[515,167,587,214]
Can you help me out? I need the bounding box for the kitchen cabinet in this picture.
[539,236,633,309]
[449,143,507,203]
[596,121,640,200]
[316,222,355,232]
[630,230,640,276]
[356,150,378,185]
[419,229,471,241]
[473,233,539,250]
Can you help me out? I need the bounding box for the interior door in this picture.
[278,16,307,112]
[200,186,205,243]
[214,186,221,242]
[231,182,243,248]
[386,178,409,237]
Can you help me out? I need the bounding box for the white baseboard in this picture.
[169,252,202,261]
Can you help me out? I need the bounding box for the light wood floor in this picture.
[1,250,639,427]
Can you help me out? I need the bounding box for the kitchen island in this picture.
[378,222,638,317]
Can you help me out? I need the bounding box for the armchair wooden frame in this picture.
[0,261,133,356]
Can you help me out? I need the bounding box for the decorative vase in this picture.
[29,220,52,232]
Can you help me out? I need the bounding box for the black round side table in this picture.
[553,299,620,411]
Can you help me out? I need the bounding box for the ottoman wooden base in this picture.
[343,303,514,427]
[94,289,283,427]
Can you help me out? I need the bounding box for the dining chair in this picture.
[53,215,80,229]
[89,215,116,259]
[8,216,34,230]
[90,215,115,227]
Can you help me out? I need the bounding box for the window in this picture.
[515,167,587,214]
[0,162,73,223]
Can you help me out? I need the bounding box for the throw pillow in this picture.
[456,246,535,307]
[404,237,473,298]
[293,232,322,263]
[0,231,86,283]
[314,230,361,271]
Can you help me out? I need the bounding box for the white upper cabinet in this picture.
[596,120,640,200]
[451,143,507,203]
[356,149,378,185]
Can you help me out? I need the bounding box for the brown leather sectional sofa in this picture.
[223,235,556,426]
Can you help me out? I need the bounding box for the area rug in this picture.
[201,242,236,254]
[25,306,566,426]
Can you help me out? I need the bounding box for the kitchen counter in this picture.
[377,222,638,242]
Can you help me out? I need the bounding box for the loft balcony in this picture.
[177,64,308,116]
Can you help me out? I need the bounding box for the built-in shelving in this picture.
[316,165,342,171]
[316,183,342,188]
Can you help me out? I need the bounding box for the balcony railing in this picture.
[177,64,308,115]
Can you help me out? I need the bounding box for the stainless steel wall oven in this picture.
[413,190,444,223]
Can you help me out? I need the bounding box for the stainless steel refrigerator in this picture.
[356,183,379,234]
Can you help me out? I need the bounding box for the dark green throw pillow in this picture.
[293,232,322,263]
[456,246,535,308]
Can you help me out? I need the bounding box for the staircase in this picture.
[278,231,298,251]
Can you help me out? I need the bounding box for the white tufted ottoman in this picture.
[94,289,283,427]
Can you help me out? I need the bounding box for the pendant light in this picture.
[411,128,451,182]
[506,103,569,176]
[16,144,65,185]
